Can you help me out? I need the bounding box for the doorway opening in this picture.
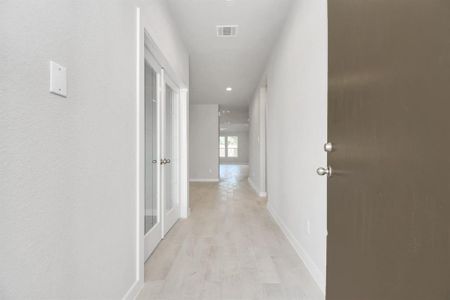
[218,107,250,183]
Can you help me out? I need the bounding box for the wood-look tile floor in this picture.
[137,165,324,300]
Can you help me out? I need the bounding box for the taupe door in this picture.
[326,1,450,299]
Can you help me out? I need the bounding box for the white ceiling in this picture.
[167,0,293,107]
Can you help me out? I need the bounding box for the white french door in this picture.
[162,77,180,236]
[144,54,162,260]
[144,48,181,261]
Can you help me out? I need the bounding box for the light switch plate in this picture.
[49,61,67,97]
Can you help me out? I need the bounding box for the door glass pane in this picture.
[165,85,175,212]
[145,62,158,234]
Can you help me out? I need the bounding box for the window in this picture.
[219,136,226,158]
[219,136,239,158]
[227,136,238,157]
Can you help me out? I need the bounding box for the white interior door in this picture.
[162,76,180,236]
[143,46,181,260]
[144,54,162,260]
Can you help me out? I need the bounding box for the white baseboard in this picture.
[267,202,326,296]
[122,279,143,300]
[189,178,219,182]
[248,177,267,197]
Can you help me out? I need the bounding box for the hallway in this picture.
[138,165,323,300]
[3,0,450,298]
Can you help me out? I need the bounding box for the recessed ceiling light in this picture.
[226,87,232,92]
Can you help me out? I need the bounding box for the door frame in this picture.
[133,7,190,297]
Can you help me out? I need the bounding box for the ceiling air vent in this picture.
[217,25,238,37]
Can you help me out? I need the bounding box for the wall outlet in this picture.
[307,220,311,235]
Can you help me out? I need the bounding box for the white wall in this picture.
[248,87,267,196]
[189,104,219,181]
[219,131,249,165]
[255,0,328,293]
[0,0,188,299]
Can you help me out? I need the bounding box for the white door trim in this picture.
[125,7,144,300]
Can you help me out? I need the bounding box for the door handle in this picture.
[160,158,170,165]
[317,166,332,177]
[324,142,333,152]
